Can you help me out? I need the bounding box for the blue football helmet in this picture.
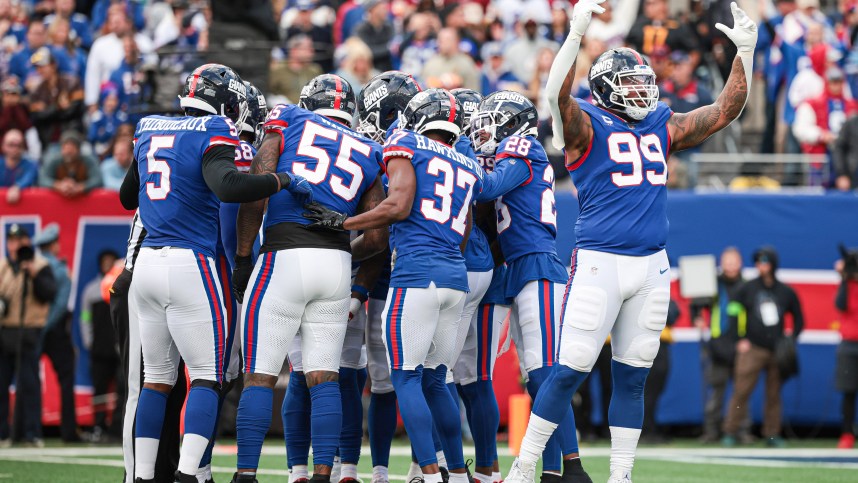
[589,47,659,121]
[469,90,538,156]
[240,81,268,147]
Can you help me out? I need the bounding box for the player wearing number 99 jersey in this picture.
[231,74,388,481]
[508,2,757,482]
[117,64,307,483]
[469,90,584,482]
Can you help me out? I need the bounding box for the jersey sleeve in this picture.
[382,130,418,170]
[203,116,240,155]
[262,103,296,134]
[495,136,534,184]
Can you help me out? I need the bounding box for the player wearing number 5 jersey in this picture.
[118,64,311,483]
[231,74,387,483]
[305,88,484,483]
[470,91,589,483]
[507,2,757,483]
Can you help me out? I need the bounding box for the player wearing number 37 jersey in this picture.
[507,1,757,483]
[305,88,484,483]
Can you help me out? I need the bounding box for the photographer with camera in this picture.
[835,245,858,449]
[0,224,57,447]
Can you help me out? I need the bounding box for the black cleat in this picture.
[464,459,475,483]
[541,473,562,483]
[408,478,425,483]
[134,479,155,483]
[440,466,450,483]
[561,459,593,483]
[230,472,259,483]
[174,472,200,483]
[310,475,332,483]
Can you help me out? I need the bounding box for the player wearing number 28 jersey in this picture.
[231,74,387,482]
[507,2,757,483]
[469,90,585,482]
[118,64,309,483]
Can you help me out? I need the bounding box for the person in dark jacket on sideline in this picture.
[722,246,804,448]
[835,247,858,449]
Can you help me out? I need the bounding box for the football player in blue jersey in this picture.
[469,90,589,483]
[305,88,484,483]
[230,73,388,483]
[192,80,268,483]
[349,71,423,483]
[118,64,312,483]
[506,2,757,482]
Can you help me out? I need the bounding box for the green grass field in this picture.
[1,440,857,482]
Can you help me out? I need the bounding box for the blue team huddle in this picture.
[118,2,758,483]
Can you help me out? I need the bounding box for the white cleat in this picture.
[331,456,342,482]
[506,458,537,483]
[607,470,632,483]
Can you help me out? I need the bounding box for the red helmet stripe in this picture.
[447,91,457,123]
[334,76,342,110]
[187,63,214,99]
[631,49,644,65]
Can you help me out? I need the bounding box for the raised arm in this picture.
[668,2,757,152]
[545,0,603,160]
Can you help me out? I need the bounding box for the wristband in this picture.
[351,284,369,301]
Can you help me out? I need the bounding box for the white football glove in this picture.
[570,0,606,38]
[715,2,758,53]
[348,297,362,321]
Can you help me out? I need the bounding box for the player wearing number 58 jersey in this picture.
[469,91,587,483]
[118,64,311,483]
[507,2,757,483]
[231,74,388,483]
[305,88,483,483]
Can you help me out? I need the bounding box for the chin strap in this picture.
[544,30,583,151]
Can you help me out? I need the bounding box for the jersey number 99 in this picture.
[608,133,667,187]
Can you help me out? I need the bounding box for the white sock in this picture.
[492,471,502,483]
[407,462,423,480]
[449,473,469,483]
[436,451,448,469]
[372,465,389,481]
[134,437,160,479]
[290,465,309,483]
[331,456,342,482]
[473,472,492,483]
[178,433,211,476]
[518,413,558,465]
[340,463,358,481]
[424,473,443,483]
[609,426,642,474]
[196,464,212,483]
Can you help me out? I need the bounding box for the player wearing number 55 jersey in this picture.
[118,64,311,483]
[507,2,757,483]
[469,91,588,483]
[231,74,387,483]
[305,88,484,483]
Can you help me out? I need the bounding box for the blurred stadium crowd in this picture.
[3,0,858,197]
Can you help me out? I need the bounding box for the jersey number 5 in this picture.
[422,157,478,235]
[608,133,667,187]
[146,135,175,200]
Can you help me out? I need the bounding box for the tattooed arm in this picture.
[235,133,280,257]
[667,55,749,152]
[341,158,416,231]
[670,2,757,153]
[350,176,390,262]
[558,62,594,163]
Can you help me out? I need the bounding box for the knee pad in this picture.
[564,286,608,332]
[191,378,222,393]
[638,289,670,332]
[560,337,600,372]
[615,334,661,368]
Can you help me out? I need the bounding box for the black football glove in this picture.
[303,202,348,231]
[232,255,254,304]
